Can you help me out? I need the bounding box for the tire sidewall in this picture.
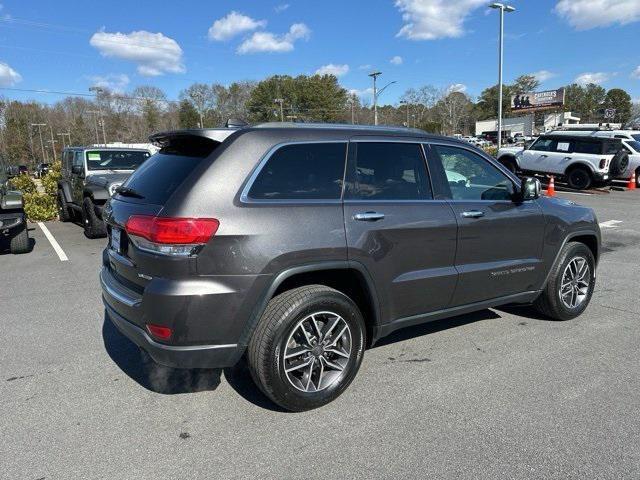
[264,291,365,411]
[567,167,592,190]
[549,243,595,319]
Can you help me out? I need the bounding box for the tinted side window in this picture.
[574,140,601,155]
[248,143,346,200]
[348,142,431,200]
[430,145,514,201]
[604,140,623,154]
[73,151,83,168]
[530,138,557,152]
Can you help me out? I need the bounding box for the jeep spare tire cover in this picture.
[609,150,629,177]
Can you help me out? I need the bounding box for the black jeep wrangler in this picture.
[0,161,30,254]
[57,147,151,238]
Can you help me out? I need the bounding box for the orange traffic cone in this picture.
[627,172,636,190]
[545,175,556,197]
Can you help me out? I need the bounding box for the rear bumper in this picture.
[100,265,249,369]
[103,300,242,368]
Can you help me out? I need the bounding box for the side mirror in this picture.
[72,165,83,175]
[519,177,541,201]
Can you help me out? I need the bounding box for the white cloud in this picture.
[275,4,290,13]
[574,72,611,85]
[631,66,640,79]
[87,73,130,92]
[89,30,184,76]
[315,63,349,77]
[447,83,467,93]
[390,55,403,65]
[531,70,556,82]
[237,23,310,54]
[395,0,486,40]
[348,87,374,98]
[555,0,640,29]
[0,61,21,86]
[208,11,266,41]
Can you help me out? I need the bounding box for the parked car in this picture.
[57,147,151,238]
[497,133,630,189]
[101,123,600,411]
[0,160,30,253]
[18,165,28,175]
[548,129,640,187]
[35,163,50,179]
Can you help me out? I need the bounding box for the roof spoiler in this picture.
[149,128,241,148]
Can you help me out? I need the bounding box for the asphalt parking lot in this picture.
[2,189,640,480]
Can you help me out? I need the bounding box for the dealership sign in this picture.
[511,88,565,112]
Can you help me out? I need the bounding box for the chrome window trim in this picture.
[240,140,349,205]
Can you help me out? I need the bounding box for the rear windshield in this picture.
[86,150,150,171]
[118,153,207,205]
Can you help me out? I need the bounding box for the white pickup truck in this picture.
[496,133,637,189]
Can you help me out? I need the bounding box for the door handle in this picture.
[563,156,572,160]
[461,210,485,218]
[353,212,385,222]
[539,154,548,158]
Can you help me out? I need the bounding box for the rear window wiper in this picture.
[115,186,145,199]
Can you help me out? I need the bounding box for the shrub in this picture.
[42,161,62,196]
[483,146,498,158]
[10,174,37,194]
[22,192,58,221]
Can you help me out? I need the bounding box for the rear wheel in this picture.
[248,285,366,412]
[500,157,518,174]
[566,166,592,190]
[9,223,30,254]
[57,190,72,222]
[635,167,640,188]
[534,242,595,321]
[82,196,107,239]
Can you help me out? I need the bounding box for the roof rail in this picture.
[253,121,424,134]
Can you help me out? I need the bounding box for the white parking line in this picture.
[599,220,623,229]
[37,222,69,261]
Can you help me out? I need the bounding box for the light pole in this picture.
[400,100,410,126]
[368,71,397,126]
[48,125,57,161]
[273,98,284,122]
[489,2,515,150]
[31,123,47,162]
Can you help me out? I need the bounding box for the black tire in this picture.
[9,222,30,254]
[82,196,107,239]
[500,157,518,174]
[57,189,72,222]
[534,242,595,321]
[247,285,366,412]
[566,166,593,190]
[609,150,629,177]
[635,167,640,188]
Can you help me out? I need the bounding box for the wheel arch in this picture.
[541,230,600,290]
[57,180,73,203]
[242,261,381,349]
[83,186,109,203]
[564,161,596,176]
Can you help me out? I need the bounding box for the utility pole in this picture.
[274,98,284,122]
[400,100,410,126]
[86,110,100,144]
[489,2,516,150]
[369,71,382,126]
[57,132,71,148]
[89,86,108,144]
[31,123,47,162]
[48,125,57,161]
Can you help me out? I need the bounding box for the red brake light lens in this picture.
[125,216,219,244]
[146,323,173,340]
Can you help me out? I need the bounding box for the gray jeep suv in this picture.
[101,124,601,411]
[58,147,151,238]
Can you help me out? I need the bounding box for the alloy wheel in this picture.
[559,256,590,309]
[283,311,352,393]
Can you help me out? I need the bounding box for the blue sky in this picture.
[0,0,638,105]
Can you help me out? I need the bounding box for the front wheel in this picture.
[82,197,107,239]
[534,242,595,320]
[9,222,30,254]
[248,285,366,412]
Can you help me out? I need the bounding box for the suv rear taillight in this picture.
[600,158,609,169]
[125,215,219,256]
